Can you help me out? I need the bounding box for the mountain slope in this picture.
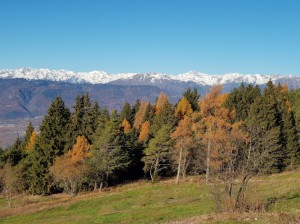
[0,78,166,119]
[0,172,299,223]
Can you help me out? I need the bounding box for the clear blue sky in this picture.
[1,0,300,75]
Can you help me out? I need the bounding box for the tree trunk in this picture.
[206,137,211,182]
[182,155,187,180]
[246,132,253,167]
[99,182,103,192]
[149,164,154,181]
[7,192,12,208]
[236,174,252,208]
[94,181,98,191]
[70,181,77,197]
[153,158,159,181]
[176,147,183,184]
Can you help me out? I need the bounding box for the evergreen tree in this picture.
[151,101,176,136]
[28,97,70,194]
[287,89,300,167]
[183,88,200,111]
[68,93,98,146]
[131,99,140,124]
[21,122,34,152]
[93,107,110,141]
[122,128,145,181]
[245,83,283,173]
[143,125,173,181]
[0,146,4,168]
[88,110,129,190]
[3,136,23,166]
[120,102,134,125]
[275,84,299,169]
[225,83,261,122]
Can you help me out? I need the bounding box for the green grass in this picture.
[0,180,214,224]
[0,171,299,224]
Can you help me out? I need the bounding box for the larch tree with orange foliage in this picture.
[155,92,169,115]
[171,116,194,183]
[50,135,91,196]
[175,96,193,119]
[195,85,245,182]
[25,130,38,153]
[122,118,132,134]
[139,121,150,142]
[133,100,150,130]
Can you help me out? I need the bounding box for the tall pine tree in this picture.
[28,97,70,194]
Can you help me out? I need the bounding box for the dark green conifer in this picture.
[120,102,134,125]
[3,136,23,166]
[28,97,70,194]
[183,87,200,111]
[88,110,129,189]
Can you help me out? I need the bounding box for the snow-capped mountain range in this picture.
[0,68,297,86]
[1,68,300,147]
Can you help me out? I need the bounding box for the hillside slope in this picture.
[0,171,299,224]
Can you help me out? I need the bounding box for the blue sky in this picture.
[1,0,300,75]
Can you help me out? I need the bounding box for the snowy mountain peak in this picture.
[0,68,298,86]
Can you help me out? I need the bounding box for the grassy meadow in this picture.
[0,171,299,224]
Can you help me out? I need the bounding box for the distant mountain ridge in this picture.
[1,68,300,147]
[1,68,299,86]
[0,68,300,120]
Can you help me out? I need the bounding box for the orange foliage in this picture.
[67,135,91,162]
[50,135,91,196]
[172,116,194,155]
[283,83,289,92]
[25,130,37,153]
[139,121,150,142]
[122,119,132,134]
[195,85,246,178]
[155,92,169,114]
[175,97,193,119]
[133,100,149,130]
[50,155,87,196]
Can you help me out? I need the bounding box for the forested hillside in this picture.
[0,82,299,213]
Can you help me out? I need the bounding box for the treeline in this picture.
[0,81,299,203]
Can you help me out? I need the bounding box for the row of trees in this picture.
[0,82,299,208]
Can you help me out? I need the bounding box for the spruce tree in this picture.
[183,87,200,111]
[151,101,176,136]
[3,136,23,166]
[275,84,299,169]
[120,102,134,125]
[28,97,70,194]
[225,83,261,122]
[142,124,173,181]
[21,122,34,152]
[245,82,283,173]
[88,110,129,189]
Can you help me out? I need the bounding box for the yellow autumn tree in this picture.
[175,97,193,119]
[283,83,289,92]
[67,135,91,162]
[155,92,169,114]
[122,119,132,134]
[25,130,38,153]
[195,85,245,182]
[50,135,91,196]
[133,100,149,130]
[171,116,194,183]
[139,121,150,142]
